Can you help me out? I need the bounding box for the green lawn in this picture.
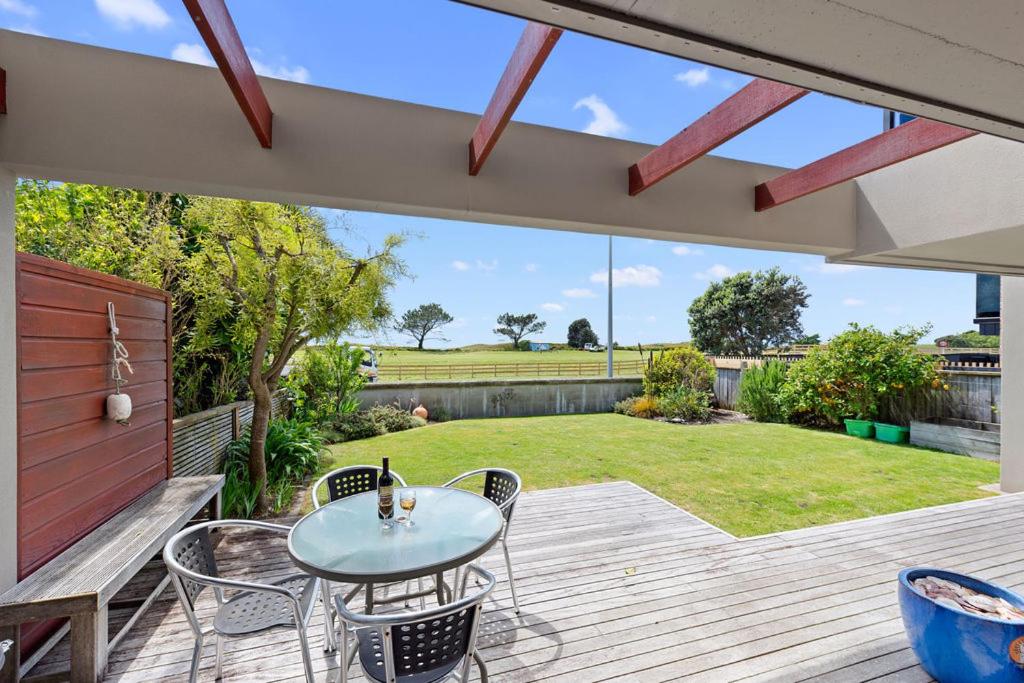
[323,414,999,536]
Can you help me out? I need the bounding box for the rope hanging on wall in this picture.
[107,302,134,425]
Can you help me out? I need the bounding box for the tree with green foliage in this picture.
[793,333,822,346]
[567,318,599,349]
[687,267,809,356]
[284,341,367,422]
[494,313,546,350]
[184,198,404,514]
[395,303,454,349]
[780,324,939,425]
[935,330,999,348]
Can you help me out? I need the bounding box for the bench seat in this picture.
[0,475,224,683]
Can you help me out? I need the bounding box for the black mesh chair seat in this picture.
[214,574,318,636]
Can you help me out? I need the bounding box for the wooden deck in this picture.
[27,480,1024,681]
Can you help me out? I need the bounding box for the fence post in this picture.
[231,405,241,440]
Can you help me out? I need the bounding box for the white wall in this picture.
[1001,276,1024,492]
[0,166,16,589]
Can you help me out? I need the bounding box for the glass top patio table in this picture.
[287,486,504,583]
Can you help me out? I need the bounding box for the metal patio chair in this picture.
[334,564,495,683]
[163,520,320,683]
[442,468,522,614]
[311,465,429,651]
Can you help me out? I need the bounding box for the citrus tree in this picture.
[780,324,940,425]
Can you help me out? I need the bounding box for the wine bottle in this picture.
[377,457,394,521]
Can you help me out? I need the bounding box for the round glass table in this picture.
[287,486,503,609]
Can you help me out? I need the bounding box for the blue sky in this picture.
[2,0,977,347]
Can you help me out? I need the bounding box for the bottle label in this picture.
[378,485,394,518]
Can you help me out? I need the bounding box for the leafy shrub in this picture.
[283,341,366,424]
[656,385,712,422]
[613,395,661,419]
[430,406,452,423]
[324,411,384,443]
[369,403,427,434]
[779,324,939,425]
[222,418,325,517]
[643,346,716,398]
[738,361,789,422]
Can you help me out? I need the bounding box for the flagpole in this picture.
[607,235,613,378]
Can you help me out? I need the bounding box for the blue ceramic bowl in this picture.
[899,568,1024,683]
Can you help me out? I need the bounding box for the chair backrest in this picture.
[311,465,409,509]
[445,468,522,521]
[165,525,218,608]
[339,566,494,682]
[483,469,520,520]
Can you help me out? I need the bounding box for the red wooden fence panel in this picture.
[15,253,173,652]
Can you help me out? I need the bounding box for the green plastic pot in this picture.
[844,419,875,438]
[874,422,909,444]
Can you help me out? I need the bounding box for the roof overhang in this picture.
[460,0,1024,143]
[0,30,855,256]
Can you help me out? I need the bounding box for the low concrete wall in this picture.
[358,377,642,420]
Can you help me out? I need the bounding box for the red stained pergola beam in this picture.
[629,79,808,196]
[469,22,562,176]
[755,117,978,211]
[183,0,272,148]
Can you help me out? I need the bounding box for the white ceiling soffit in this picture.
[458,0,1024,143]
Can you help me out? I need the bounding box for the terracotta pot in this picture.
[412,404,428,420]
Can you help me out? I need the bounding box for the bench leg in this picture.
[209,490,222,521]
[0,625,19,683]
[70,608,106,683]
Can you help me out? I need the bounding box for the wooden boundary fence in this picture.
[171,392,289,477]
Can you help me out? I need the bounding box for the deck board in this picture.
[28,480,1021,681]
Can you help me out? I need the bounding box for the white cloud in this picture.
[807,261,867,275]
[843,297,867,307]
[451,260,471,272]
[562,288,596,299]
[475,259,498,272]
[675,67,710,87]
[573,94,628,137]
[694,264,735,281]
[95,0,170,30]
[0,0,36,18]
[646,315,657,323]
[171,42,214,67]
[671,245,704,256]
[524,263,539,273]
[541,303,565,313]
[249,53,311,83]
[590,264,662,288]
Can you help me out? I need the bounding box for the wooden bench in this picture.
[0,475,224,683]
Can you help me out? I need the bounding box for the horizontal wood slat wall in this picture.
[171,392,288,477]
[15,253,173,654]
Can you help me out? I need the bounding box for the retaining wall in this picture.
[358,377,642,420]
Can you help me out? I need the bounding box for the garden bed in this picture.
[910,417,1000,461]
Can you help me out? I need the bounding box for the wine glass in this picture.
[398,489,417,526]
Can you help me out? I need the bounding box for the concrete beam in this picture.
[835,135,1024,275]
[0,166,15,590]
[0,30,854,256]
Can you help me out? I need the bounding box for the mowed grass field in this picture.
[363,346,655,380]
[323,414,999,537]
